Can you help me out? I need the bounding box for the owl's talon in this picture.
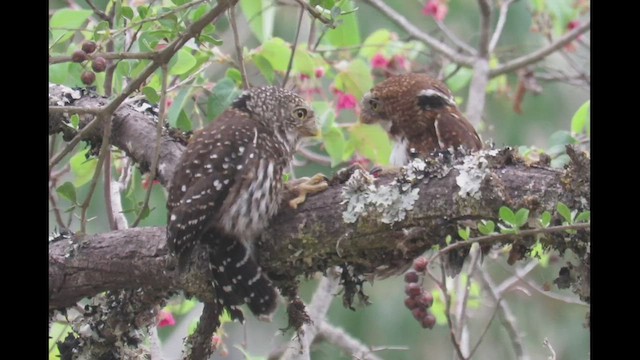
[287,173,329,209]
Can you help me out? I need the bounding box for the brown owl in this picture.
[360,73,482,165]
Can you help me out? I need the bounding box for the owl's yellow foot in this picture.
[287,173,329,209]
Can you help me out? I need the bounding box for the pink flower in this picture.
[142,175,160,190]
[158,310,176,328]
[389,55,410,72]
[371,53,389,69]
[422,0,448,22]
[315,67,325,78]
[564,20,581,52]
[335,90,357,112]
[300,73,310,81]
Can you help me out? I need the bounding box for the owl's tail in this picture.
[204,231,278,321]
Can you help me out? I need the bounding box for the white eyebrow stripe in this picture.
[418,89,455,105]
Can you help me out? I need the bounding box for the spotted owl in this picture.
[360,73,482,165]
[166,86,317,320]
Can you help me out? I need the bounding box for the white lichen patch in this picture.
[49,83,81,106]
[454,149,499,199]
[342,158,425,224]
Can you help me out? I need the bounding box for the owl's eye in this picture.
[369,99,380,111]
[293,107,308,119]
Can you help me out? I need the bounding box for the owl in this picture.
[166,86,318,320]
[360,73,482,165]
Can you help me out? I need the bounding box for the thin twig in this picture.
[282,5,305,88]
[477,267,528,359]
[85,0,110,22]
[454,245,481,356]
[491,19,590,77]
[362,0,474,67]
[439,262,466,360]
[477,0,492,57]
[430,223,590,263]
[131,64,168,228]
[79,114,112,233]
[49,51,157,65]
[293,0,335,28]
[489,0,515,53]
[317,322,385,360]
[543,338,556,360]
[297,146,332,166]
[434,20,477,56]
[49,192,67,229]
[229,4,249,89]
[467,298,503,359]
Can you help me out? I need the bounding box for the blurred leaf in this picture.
[547,130,577,157]
[334,58,372,99]
[121,6,134,20]
[540,211,551,227]
[166,299,198,316]
[226,68,243,86]
[571,100,590,137]
[142,86,160,104]
[116,61,131,79]
[478,220,495,235]
[70,114,80,129]
[486,56,506,93]
[575,210,590,223]
[138,5,149,19]
[167,87,192,128]
[176,110,192,132]
[445,234,452,245]
[198,34,223,46]
[49,323,72,359]
[322,126,347,166]
[311,0,335,9]
[358,29,391,59]
[56,182,77,203]
[514,208,530,227]
[258,37,291,72]
[430,290,448,325]
[50,9,93,44]
[240,0,275,42]
[531,240,549,267]
[293,46,315,76]
[444,64,473,93]
[207,78,242,122]
[458,226,470,241]
[252,54,275,83]
[499,206,516,225]
[347,123,391,165]
[169,49,197,75]
[70,149,97,187]
[326,1,361,47]
[556,202,572,223]
[172,0,189,5]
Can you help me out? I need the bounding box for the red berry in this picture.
[81,71,96,85]
[413,257,428,272]
[82,41,97,54]
[405,283,422,297]
[416,292,434,308]
[92,57,107,72]
[404,271,419,283]
[404,297,417,309]
[71,50,88,63]
[421,313,436,329]
[411,308,426,320]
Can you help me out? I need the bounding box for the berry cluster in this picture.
[72,41,107,85]
[404,256,436,329]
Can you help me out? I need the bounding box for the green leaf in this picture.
[347,123,391,165]
[499,206,516,225]
[259,37,291,72]
[56,182,77,203]
[70,114,80,129]
[169,49,197,75]
[478,220,495,235]
[176,110,192,132]
[458,226,470,241]
[293,46,315,76]
[138,5,149,19]
[444,65,473,93]
[49,9,93,44]
[240,0,275,42]
[322,126,347,166]
[571,100,590,137]
[225,68,243,86]
[430,290,448,325]
[142,86,160,104]
[252,54,275,84]
[70,150,98,187]
[198,34,223,46]
[556,202,572,223]
[207,78,242,122]
[358,29,391,59]
[550,153,571,169]
[334,58,373,99]
[166,299,198,316]
[575,210,590,223]
[167,87,192,128]
[121,6,134,19]
[172,0,189,5]
[540,211,551,228]
[514,208,530,228]
[531,240,549,267]
[326,1,361,47]
[445,234,452,245]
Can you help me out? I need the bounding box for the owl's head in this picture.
[232,86,318,143]
[360,73,457,135]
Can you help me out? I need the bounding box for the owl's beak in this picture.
[300,116,319,137]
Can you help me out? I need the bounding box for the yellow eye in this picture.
[369,99,379,111]
[294,107,308,119]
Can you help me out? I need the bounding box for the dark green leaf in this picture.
[540,211,551,227]
[169,49,197,75]
[167,87,192,127]
[556,202,572,223]
[142,86,160,104]
[138,6,149,19]
[252,54,275,84]
[56,182,77,203]
[207,78,242,122]
[176,110,192,131]
[499,206,516,225]
[172,0,189,5]
[121,6,134,20]
[515,208,530,227]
